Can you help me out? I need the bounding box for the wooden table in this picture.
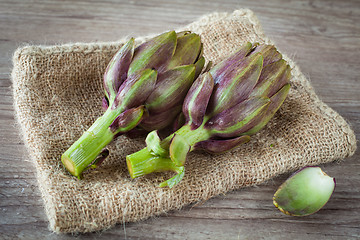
[1,0,359,239]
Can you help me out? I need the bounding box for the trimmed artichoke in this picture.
[62,31,204,178]
[126,42,291,188]
[273,167,336,216]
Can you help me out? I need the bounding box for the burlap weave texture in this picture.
[11,9,356,233]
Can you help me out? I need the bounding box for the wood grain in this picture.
[1,0,359,239]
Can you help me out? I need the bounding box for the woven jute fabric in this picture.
[11,9,356,233]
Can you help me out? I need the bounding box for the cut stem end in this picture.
[126,147,185,187]
[61,155,77,177]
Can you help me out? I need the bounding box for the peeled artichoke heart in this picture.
[273,167,336,216]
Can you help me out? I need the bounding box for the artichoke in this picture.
[62,31,204,178]
[126,42,291,188]
[273,167,336,216]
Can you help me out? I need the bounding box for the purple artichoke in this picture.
[126,42,291,188]
[62,31,204,178]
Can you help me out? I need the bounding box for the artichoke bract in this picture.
[62,31,204,178]
[126,42,291,188]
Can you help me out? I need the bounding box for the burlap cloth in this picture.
[11,9,356,233]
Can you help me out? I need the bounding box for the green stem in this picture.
[172,123,211,149]
[126,147,185,188]
[61,107,122,178]
[126,123,211,187]
[126,148,177,177]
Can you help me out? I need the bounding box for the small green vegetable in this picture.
[273,166,336,216]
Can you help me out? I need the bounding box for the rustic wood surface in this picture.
[1,0,359,239]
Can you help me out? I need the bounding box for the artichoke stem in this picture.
[61,107,121,178]
[127,148,174,177]
[165,123,211,151]
[126,123,210,187]
[126,147,185,188]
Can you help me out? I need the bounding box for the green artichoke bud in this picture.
[62,31,204,178]
[126,42,291,187]
[273,167,336,216]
